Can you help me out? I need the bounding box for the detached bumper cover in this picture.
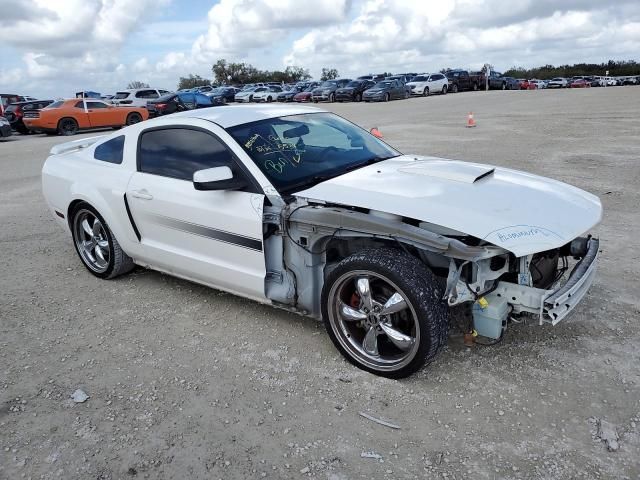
[491,238,599,325]
[543,238,599,325]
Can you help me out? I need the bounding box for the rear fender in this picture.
[67,183,139,256]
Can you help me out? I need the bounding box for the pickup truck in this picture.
[445,70,486,93]
[487,71,509,90]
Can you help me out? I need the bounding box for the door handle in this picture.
[130,190,153,200]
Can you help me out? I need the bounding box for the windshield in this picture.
[345,81,361,88]
[227,112,400,194]
[412,76,428,82]
[320,81,337,88]
[373,81,392,88]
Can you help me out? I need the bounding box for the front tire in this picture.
[452,84,458,93]
[355,93,362,102]
[384,93,390,102]
[70,203,135,279]
[322,248,449,378]
[423,87,429,97]
[441,85,447,94]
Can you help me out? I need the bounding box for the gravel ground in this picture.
[1,87,639,479]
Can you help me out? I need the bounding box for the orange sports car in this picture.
[22,98,148,135]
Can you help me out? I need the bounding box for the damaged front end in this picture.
[272,200,599,341]
[445,235,599,338]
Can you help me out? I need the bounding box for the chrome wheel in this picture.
[328,270,420,372]
[73,209,111,273]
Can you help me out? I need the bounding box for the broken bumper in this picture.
[492,238,599,325]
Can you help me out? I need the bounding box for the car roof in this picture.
[116,88,160,92]
[166,104,325,128]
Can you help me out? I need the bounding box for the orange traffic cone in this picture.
[370,127,383,138]
[466,112,476,128]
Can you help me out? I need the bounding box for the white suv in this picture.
[111,88,171,108]
[405,73,448,96]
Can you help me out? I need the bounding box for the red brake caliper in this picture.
[350,292,360,308]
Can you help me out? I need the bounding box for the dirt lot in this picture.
[1,87,639,479]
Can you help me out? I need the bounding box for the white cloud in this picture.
[191,0,352,62]
[1,0,640,98]
[283,0,640,77]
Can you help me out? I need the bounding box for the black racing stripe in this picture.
[151,215,262,251]
[123,194,141,241]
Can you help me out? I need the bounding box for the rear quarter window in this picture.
[94,136,125,164]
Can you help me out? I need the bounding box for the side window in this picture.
[138,128,234,181]
[94,136,125,164]
[74,101,85,109]
[136,90,159,99]
[86,101,108,109]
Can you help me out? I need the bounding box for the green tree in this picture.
[212,59,311,84]
[127,80,149,89]
[177,74,211,90]
[320,68,339,81]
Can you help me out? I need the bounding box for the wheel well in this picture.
[58,116,78,128]
[324,236,420,270]
[322,236,450,280]
[67,199,89,229]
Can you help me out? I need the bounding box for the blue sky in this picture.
[1,0,639,98]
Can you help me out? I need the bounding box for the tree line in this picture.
[504,60,640,79]
[172,60,343,90]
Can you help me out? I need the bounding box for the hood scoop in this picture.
[398,160,495,184]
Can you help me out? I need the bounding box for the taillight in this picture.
[156,103,166,109]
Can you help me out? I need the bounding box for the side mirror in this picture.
[193,166,246,191]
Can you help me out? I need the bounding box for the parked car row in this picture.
[3,69,639,138]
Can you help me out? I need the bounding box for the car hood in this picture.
[293,155,602,256]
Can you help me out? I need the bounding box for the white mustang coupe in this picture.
[42,105,601,378]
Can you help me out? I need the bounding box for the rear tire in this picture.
[70,203,135,279]
[322,247,449,378]
[57,117,78,136]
